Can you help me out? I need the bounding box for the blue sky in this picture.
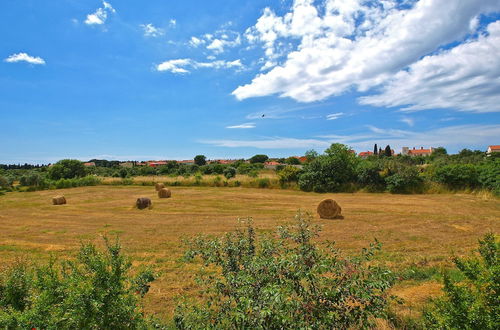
[1,0,500,164]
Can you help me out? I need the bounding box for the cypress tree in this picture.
[374,144,378,155]
[384,145,392,157]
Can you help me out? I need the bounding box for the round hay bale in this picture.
[52,195,66,205]
[136,197,152,210]
[158,188,171,198]
[317,199,341,219]
[155,183,165,191]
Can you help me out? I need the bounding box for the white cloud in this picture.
[226,123,256,129]
[169,19,177,27]
[156,58,243,74]
[202,124,500,152]
[326,112,344,120]
[85,1,115,25]
[189,36,205,47]
[359,21,500,113]
[140,23,164,37]
[400,117,415,127]
[4,52,45,65]
[233,0,500,113]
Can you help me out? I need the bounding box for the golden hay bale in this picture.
[158,188,171,198]
[317,199,341,219]
[155,183,165,191]
[52,196,66,205]
[136,197,152,210]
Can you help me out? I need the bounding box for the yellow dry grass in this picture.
[0,186,498,320]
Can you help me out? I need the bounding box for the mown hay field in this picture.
[0,186,499,320]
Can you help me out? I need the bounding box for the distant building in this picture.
[208,159,237,165]
[83,162,96,167]
[487,145,500,155]
[402,147,434,156]
[358,151,374,158]
[264,161,281,169]
[148,161,168,167]
[177,160,195,165]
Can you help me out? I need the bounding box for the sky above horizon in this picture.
[1,0,500,164]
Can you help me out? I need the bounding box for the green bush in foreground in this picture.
[175,212,395,329]
[424,233,499,329]
[0,238,156,329]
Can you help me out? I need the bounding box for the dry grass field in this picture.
[0,186,499,321]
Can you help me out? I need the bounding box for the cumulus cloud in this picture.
[232,0,500,113]
[359,21,500,113]
[326,112,344,120]
[157,58,243,74]
[189,30,241,53]
[4,52,45,65]
[189,36,205,47]
[85,1,116,25]
[226,123,256,129]
[140,23,164,37]
[202,124,500,151]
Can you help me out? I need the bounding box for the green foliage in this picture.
[223,166,236,179]
[194,155,207,166]
[433,164,480,189]
[0,176,12,190]
[304,149,318,162]
[277,166,302,184]
[47,159,87,180]
[298,143,358,192]
[257,178,270,188]
[424,233,499,330]
[479,159,500,195]
[356,161,385,191]
[0,238,156,329]
[175,212,395,329]
[249,154,269,164]
[285,157,301,165]
[54,175,101,189]
[385,166,424,194]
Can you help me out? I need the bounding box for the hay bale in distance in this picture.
[155,183,165,191]
[136,197,152,210]
[317,199,342,219]
[52,195,66,205]
[158,188,171,198]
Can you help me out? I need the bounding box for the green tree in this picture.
[175,212,395,329]
[298,143,358,192]
[47,159,86,180]
[194,155,207,166]
[424,233,499,330]
[384,145,392,157]
[249,154,269,164]
[304,149,318,162]
[285,156,301,165]
[374,143,378,155]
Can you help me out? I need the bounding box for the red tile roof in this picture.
[358,151,373,157]
[489,145,500,150]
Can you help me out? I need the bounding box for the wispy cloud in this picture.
[400,117,415,127]
[140,23,164,37]
[157,58,243,74]
[4,52,45,65]
[326,112,344,120]
[202,124,500,152]
[169,19,176,27]
[85,1,116,25]
[226,123,256,129]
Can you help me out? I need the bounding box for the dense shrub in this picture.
[277,165,302,184]
[433,164,480,189]
[249,154,269,164]
[298,143,358,192]
[47,159,87,180]
[479,159,500,195]
[257,178,270,188]
[175,212,395,329]
[385,166,424,194]
[223,166,236,179]
[54,175,101,189]
[424,233,499,329]
[356,161,385,191]
[0,238,156,329]
[0,176,12,190]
